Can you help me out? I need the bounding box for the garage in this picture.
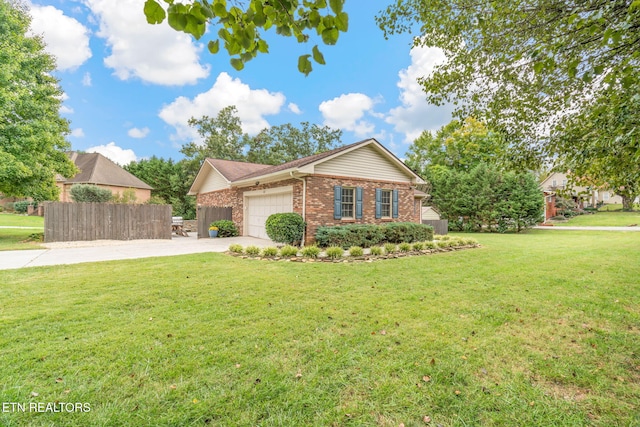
[245,188,293,239]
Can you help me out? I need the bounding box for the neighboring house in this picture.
[540,171,624,208]
[56,152,152,203]
[421,206,441,221]
[189,138,426,244]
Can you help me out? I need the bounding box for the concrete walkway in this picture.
[534,225,640,231]
[0,234,274,270]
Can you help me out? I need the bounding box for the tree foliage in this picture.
[143,0,348,75]
[376,0,640,166]
[0,0,77,201]
[430,164,542,233]
[405,117,506,178]
[551,82,640,211]
[124,156,196,219]
[181,105,342,169]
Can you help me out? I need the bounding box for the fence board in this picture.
[197,206,233,239]
[422,219,449,235]
[43,202,172,242]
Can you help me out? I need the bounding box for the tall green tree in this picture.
[246,122,342,165]
[551,83,640,211]
[377,1,640,167]
[405,117,506,178]
[124,156,196,219]
[0,0,76,201]
[143,0,348,75]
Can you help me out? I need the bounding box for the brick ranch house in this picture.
[188,138,427,244]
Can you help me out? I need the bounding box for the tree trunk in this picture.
[621,194,637,211]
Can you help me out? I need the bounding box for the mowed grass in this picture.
[556,211,640,227]
[0,213,44,228]
[0,213,44,250]
[1,231,639,426]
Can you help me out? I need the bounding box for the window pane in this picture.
[381,190,391,217]
[341,188,354,218]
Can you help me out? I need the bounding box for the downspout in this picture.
[290,171,306,245]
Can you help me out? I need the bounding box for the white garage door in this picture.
[246,191,293,239]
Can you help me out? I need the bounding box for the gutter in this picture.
[290,171,306,245]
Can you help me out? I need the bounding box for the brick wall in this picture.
[197,175,419,244]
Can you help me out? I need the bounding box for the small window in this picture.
[380,189,392,218]
[604,192,610,201]
[562,179,567,187]
[341,187,354,218]
[552,179,557,187]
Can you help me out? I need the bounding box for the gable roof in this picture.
[189,138,425,195]
[58,152,153,190]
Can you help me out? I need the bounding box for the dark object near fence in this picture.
[43,202,172,242]
[422,219,449,235]
[196,206,233,239]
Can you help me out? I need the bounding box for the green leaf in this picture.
[298,54,312,75]
[184,15,206,39]
[167,11,187,31]
[312,45,325,65]
[208,39,219,54]
[309,10,321,27]
[329,0,343,14]
[335,12,348,32]
[321,27,339,45]
[257,39,269,53]
[230,58,244,70]
[143,0,166,24]
[212,1,228,18]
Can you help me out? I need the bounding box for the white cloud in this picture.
[83,0,209,86]
[87,142,137,165]
[288,103,302,115]
[319,93,377,137]
[60,105,74,114]
[71,128,85,137]
[82,72,92,86]
[128,127,150,138]
[28,5,92,71]
[386,44,455,143]
[159,72,286,140]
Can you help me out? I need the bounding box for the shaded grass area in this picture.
[0,228,44,251]
[1,231,639,426]
[556,211,640,227]
[598,204,639,212]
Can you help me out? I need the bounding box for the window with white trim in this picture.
[380,189,392,218]
[341,187,354,218]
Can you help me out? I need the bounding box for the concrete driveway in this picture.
[0,234,274,270]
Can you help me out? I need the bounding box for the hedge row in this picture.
[314,222,434,248]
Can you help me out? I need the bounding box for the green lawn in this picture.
[0,213,44,250]
[555,211,640,227]
[598,203,640,212]
[1,231,639,426]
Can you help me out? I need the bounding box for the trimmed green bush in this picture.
[384,243,397,254]
[424,241,438,250]
[280,245,299,257]
[13,201,36,213]
[412,241,425,251]
[70,184,113,203]
[228,244,244,253]
[210,220,238,237]
[261,247,279,257]
[315,222,433,248]
[369,246,383,256]
[245,245,260,256]
[325,246,344,259]
[265,213,305,245]
[349,246,364,257]
[398,242,412,252]
[301,245,321,258]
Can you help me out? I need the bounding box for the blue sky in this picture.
[27,0,454,165]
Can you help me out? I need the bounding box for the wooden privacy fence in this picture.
[197,206,233,239]
[422,219,449,235]
[44,202,172,242]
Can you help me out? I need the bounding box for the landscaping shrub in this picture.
[265,213,305,245]
[325,246,344,259]
[369,246,383,256]
[301,245,321,258]
[349,246,364,257]
[210,220,238,237]
[436,235,451,241]
[384,243,397,254]
[261,247,279,257]
[398,242,412,252]
[279,245,299,257]
[423,241,438,250]
[412,241,424,251]
[13,201,36,213]
[245,245,261,256]
[70,184,113,203]
[315,223,433,248]
[228,244,243,253]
